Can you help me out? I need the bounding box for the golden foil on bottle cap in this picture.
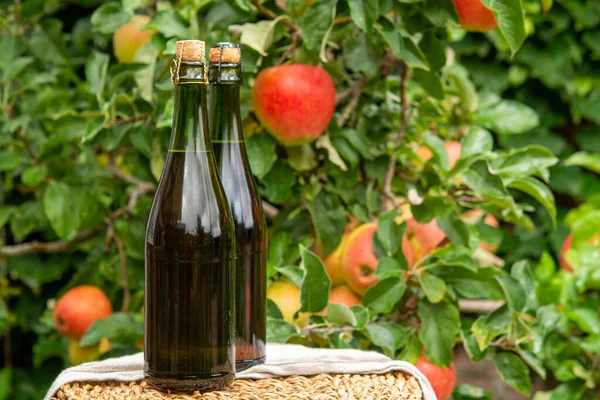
[175,40,205,62]
[209,46,241,64]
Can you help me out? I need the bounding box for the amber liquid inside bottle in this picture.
[209,59,267,371]
[145,62,236,392]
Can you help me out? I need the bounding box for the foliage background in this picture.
[0,0,599,399]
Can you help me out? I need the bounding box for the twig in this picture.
[458,299,503,314]
[105,223,130,313]
[106,154,156,211]
[276,31,301,65]
[473,248,505,268]
[262,201,279,220]
[336,76,368,127]
[251,0,299,32]
[380,62,409,214]
[0,228,104,257]
[302,326,355,334]
[333,16,352,25]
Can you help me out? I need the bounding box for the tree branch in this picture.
[381,62,409,214]
[0,228,105,257]
[251,0,299,32]
[336,76,368,127]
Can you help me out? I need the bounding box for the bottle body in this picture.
[209,47,267,371]
[145,57,236,392]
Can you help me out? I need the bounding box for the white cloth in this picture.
[44,343,437,399]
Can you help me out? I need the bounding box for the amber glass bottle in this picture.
[209,43,267,371]
[145,40,236,392]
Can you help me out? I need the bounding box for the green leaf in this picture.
[299,245,331,313]
[133,44,157,104]
[246,134,277,179]
[460,329,487,362]
[146,10,189,38]
[516,347,546,379]
[327,303,357,326]
[0,299,9,336]
[236,19,280,56]
[287,144,318,172]
[419,275,446,303]
[361,322,401,357]
[461,126,493,157]
[420,32,446,71]
[301,0,337,57]
[343,32,380,77]
[476,100,539,135]
[21,165,47,186]
[491,146,558,177]
[43,182,80,240]
[564,152,600,174]
[418,300,460,367]
[376,211,405,256]
[262,161,295,204]
[471,305,511,350]
[29,20,70,65]
[0,151,24,171]
[0,368,11,400]
[481,0,526,55]
[506,177,556,226]
[3,57,34,81]
[351,305,370,329]
[8,255,69,291]
[402,35,429,70]
[568,308,600,335]
[438,213,471,248]
[267,299,284,320]
[90,3,130,34]
[580,335,600,354]
[495,275,526,311]
[347,0,379,32]
[0,206,16,230]
[549,382,584,400]
[491,352,532,396]
[267,319,298,343]
[307,191,347,255]
[461,161,514,210]
[375,257,406,279]
[85,51,109,100]
[268,231,290,268]
[150,135,164,181]
[274,265,304,287]
[363,277,406,314]
[80,313,143,347]
[10,201,47,242]
[447,65,478,114]
[413,69,444,99]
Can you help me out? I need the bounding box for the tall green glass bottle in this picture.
[208,42,267,371]
[145,40,236,392]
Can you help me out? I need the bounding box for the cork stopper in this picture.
[175,40,205,63]
[209,42,241,64]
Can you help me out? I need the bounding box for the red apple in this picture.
[452,0,497,32]
[328,286,362,307]
[113,16,157,63]
[414,355,457,400]
[405,218,447,266]
[340,223,414,295]
[417,141,462,169]
[252,64,336,146]
[53,285,113,340]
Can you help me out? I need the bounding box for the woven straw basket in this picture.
[52,372,423,399]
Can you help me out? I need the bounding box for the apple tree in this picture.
[0,1,599,399]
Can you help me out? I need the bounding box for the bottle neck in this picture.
[170,64,211,153]
[209,65,243,143]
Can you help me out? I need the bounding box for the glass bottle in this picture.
[145,40,235,392]
[208,42,267,371]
